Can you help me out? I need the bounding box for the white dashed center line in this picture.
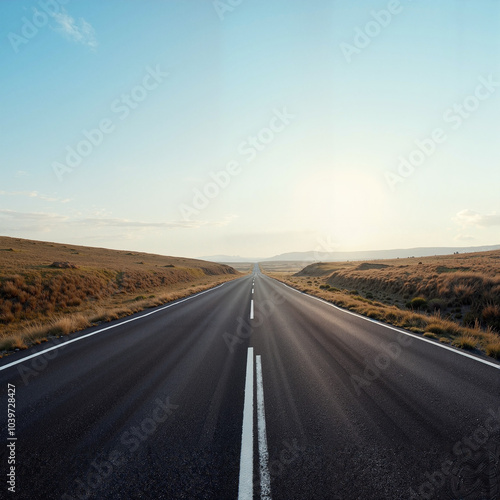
[238,349,272,500]
[238,348,254,500]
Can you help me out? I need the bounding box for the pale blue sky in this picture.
[1,0,499,258]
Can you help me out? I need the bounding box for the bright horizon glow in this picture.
[1,1,499,259]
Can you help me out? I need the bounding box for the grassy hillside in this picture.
[0,236,240,353]
[265,250,500,359]
[305,251,500,332]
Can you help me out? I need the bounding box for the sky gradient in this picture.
[1,0,499,258]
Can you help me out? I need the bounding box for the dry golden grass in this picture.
[295,250,500,333]
[0,236,241,355]
[267,250,500,360]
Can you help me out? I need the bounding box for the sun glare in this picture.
[297,169,385,246]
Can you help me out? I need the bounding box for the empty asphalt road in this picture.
[1,265,499,499]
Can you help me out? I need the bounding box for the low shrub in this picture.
[406,297,428,310]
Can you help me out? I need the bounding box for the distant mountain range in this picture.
[200,244,500,263]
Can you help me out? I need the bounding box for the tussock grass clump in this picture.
[452,334,477,350]
[482,303,500,331]
[0,334,27,351]
[426,323,449,335]
[485,340,500,359]
[423,332,438,339]
[0,314,91,352]
[47,315,90,336]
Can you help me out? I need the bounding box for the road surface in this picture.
[1,265,499,499]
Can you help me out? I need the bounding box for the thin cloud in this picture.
[0,209,68,233]
[0,210,231,234]
[52,9,98,49]
[455,209,500,228]
[0,190,70,203]
[0,209,66,222]
[77,217,202,229]
[77,215,236,229]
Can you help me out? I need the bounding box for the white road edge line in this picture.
[271,278,500,371]
[256,355,272,500]
[238,348,254,500]
[0,282,228,372]
[250,300,255,320]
